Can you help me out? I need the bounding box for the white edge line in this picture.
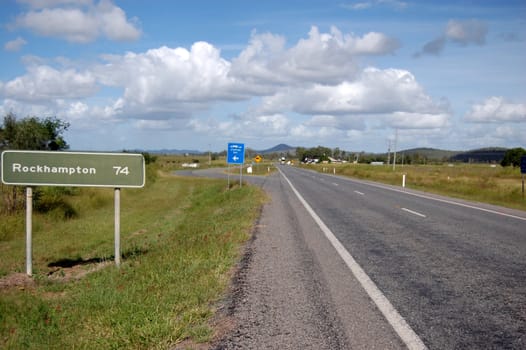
[278,167,427,350]
[401,208,427,218]
[354,190,365,196]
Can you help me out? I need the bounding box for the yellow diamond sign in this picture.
[254,155,262,163]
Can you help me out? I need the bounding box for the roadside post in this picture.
[521,156,526,199]
[1,150,145,275]
[227,143,245,188]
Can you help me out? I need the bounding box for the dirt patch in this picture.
[0,273,34,290]
[0,260,112,290]
[47,261,112,282]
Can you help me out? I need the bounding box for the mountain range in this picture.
[142,144,510,163]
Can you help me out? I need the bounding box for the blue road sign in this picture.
[521,155,526,174]
[227,143,245,164]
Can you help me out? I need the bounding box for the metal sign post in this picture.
[1,150,145,275]
[26,187,33,276]
[227,143,245,188]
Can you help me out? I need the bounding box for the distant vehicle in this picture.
[280,157,286,164]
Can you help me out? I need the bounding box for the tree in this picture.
[501,147,526,167]
[1,113,70,151]
[1,113,70,213]
[332,147,341,159]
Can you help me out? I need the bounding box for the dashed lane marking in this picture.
[401,208,427,218]
[278,167,427,350]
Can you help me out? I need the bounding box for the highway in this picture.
[277,164,526,349]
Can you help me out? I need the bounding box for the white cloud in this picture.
[0,26,448,145]
[16,0,93,8]
[389,112,450,129]
[258,68,448,120]
[304,114,367,131]
[231,26,399,86]
[465,96,526,123]
[4,37,27,52]
[13,0,141,43]
[2,65,97,102]
[94,42,241,117]
[445,19,488,46]
[415,19,488,57]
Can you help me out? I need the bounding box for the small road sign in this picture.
[1,150,145,188]
[255,155,262,163]
[521,156,526,174]
[227,143,245,164]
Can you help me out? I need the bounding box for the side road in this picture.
[204,169,405,349]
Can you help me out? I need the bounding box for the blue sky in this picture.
[1,0,525,153]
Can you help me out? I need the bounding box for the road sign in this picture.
[255,155,262,163]
[521,156,526,174]
[1,150,145,188]
[227,143,245,164]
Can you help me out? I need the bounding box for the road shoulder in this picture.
[212,171,405,349]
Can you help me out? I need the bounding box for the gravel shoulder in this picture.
[211,170,404,349]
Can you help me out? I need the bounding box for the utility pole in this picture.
[392,129,398,171]
[387,140,392,166]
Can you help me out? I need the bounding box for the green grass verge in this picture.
[0,172,265,349]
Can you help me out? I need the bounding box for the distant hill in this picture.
[257,144,296,155]
[449,147,507,163]
[143,149,201,155]
[400,148,461,161]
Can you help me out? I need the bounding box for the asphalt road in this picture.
[275,165,526,349]
[179,166,526,349]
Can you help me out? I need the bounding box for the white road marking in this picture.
[332,182,339,186]
[279,168,427,350]
[354,190,365,196]
[401,208,427,218]
[332,174,526,222]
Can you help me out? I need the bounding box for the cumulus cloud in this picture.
[2,64,97,102]
[0,26,448,142]
[414,19,488,57]
[257,68,448,122]
[231,26,399,86]
[4,37,27,52]
[465,96,526,123]
[13,0,141,43]
[93,42,243,118]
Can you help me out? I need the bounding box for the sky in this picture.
[0,0,525,153]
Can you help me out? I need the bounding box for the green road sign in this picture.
[1,150,145,188]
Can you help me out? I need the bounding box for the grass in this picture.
[304,163,526,211]
[0,164,265,349]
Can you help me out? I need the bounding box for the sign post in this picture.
[1,150,145,275]
[227,143,245,188]
[26,187,32,276]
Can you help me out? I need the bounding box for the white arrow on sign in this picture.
[233,156,239,161]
